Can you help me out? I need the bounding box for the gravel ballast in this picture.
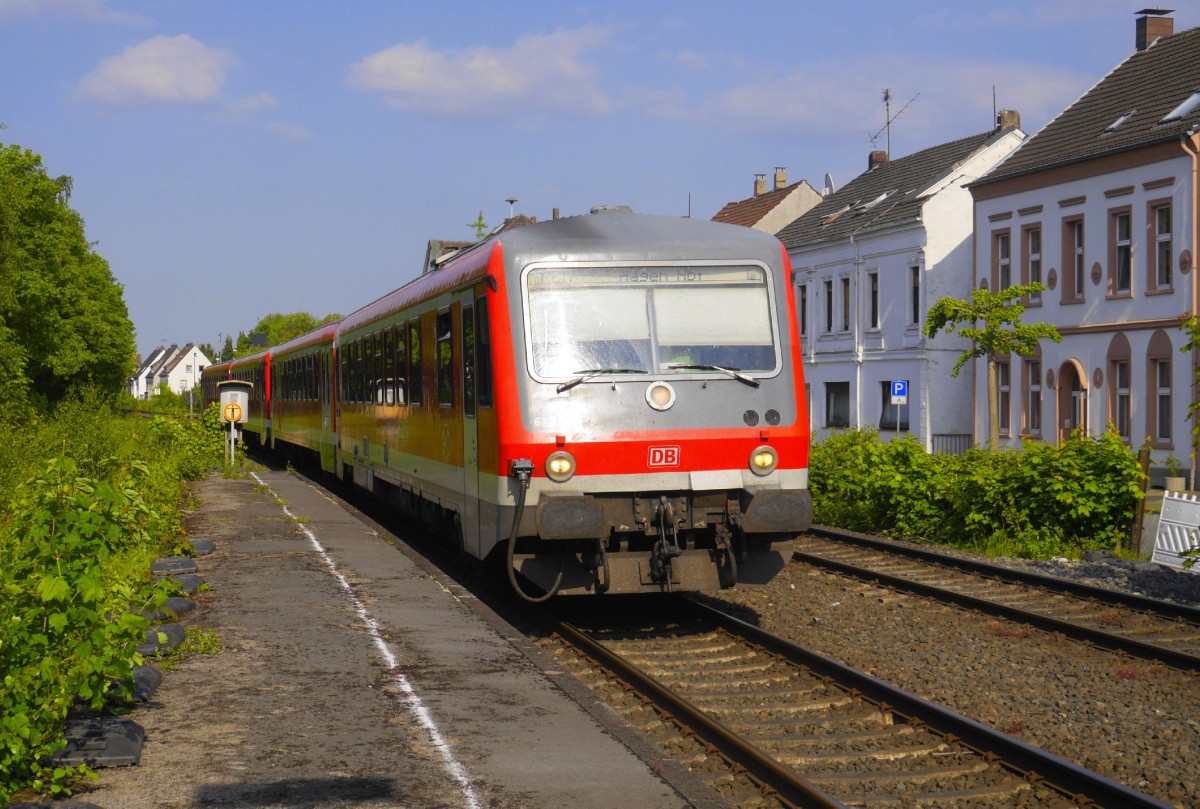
[705,540,1200,807]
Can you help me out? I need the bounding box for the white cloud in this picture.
[78,34,234,104]
[0,0,150,25]
[207,91,278,123]
[263,121,312,141]
[348,25,614,118]
[692,54,1092,145]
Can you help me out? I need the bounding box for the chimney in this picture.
[995,109,1021,131]
[1136,8,1174,51]
[754,173,767,196]
[868,150,889,171]
[553,208,560,220]
[773,166,788,190]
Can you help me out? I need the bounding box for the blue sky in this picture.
[4,1,1199,359]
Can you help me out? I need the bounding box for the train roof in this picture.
[494,209,785,266]
[336,210,786,337]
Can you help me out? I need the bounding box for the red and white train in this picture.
[203,208,811,598]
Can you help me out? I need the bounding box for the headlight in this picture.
[749,445,777,476]
[646,381,675,411]
[546,450,576,482]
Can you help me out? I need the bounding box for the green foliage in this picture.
[0,142,136,410]
[467,210,488,239]
[0,403,225,801]
[924,283,1062,447]
[0,458,172,802]
[810,428,1144,558]
[229,312,343,356]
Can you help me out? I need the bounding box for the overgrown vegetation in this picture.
[809,428,1144,558]
[0,394,226,802]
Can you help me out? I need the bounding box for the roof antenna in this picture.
[868,89,919,153]
[505,197,518,220]
[993,85,997,128]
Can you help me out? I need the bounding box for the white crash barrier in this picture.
[1153,491,1200,571]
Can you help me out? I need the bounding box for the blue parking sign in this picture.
[891,380,908,403]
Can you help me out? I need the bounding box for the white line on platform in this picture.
[252,472,482,809]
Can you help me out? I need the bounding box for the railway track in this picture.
[795,528,1200,672]
[542,599,1167,808]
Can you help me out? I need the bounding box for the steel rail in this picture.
[689,600,1173,809]
[795,532,1200,672]
[555,620,845,809]
[807,525,1200,623]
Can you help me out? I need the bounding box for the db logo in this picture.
[648,446,680,467]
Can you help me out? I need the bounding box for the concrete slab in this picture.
[84,472,694,808]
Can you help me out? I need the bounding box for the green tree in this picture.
[0,143,135,411]
[467,211,488,239]
[242,312,343,350]
[924,282,1061,447]
[221,335,234,361]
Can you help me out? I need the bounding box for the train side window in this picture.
[462,303,476,417]
[437,308,453,407]
[354,339,365,404]
[374,331,385,405]
[477,295,492,408]
[381,329,394,406]
[393,324,407,406]
[408,319,423,406]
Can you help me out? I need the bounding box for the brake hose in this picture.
[506,460,566,603]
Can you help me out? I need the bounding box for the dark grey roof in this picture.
[976,24,1200,184]
[778,129,1010,249]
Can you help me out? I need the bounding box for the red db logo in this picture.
[648,446,680,467]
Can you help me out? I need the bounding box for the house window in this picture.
[799,284,808,337]
[1114,360,1131,440]
[1156,360,1171,442]
[1063,219,1085,300]
[1023,226,1041,303]
[997,360,1011,435]
[878,380,909,431]
[840,277,850,331]
[825,382,850,428]
[824,279,834,333]
[909,265,920,325]
[995,231,1011,291]
[868,272,879,329]
[1027,360,1041,434]
[1153,204,1172,289]
[1111,209,1132,295]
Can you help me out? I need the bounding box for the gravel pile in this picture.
[707,542,1200,808]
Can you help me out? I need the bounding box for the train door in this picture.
[457,290,481,557]
[320,348,337,473]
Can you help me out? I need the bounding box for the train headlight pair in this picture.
[749,445,778,476]
[546,451,576,482]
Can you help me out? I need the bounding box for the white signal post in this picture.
[217,380,252,468]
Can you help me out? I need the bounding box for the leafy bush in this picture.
[0,403,224,801]
[0,459,168,801]
[809,428,1143,558]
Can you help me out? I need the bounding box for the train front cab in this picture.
[480,216,811,598]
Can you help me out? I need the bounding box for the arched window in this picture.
[1146,329,1173,446]
[1106,333,1132,442]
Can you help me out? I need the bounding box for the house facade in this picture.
[778,122,1026,452]
[713,168,823,235]
[129,343,210,399]
[968,12,1199,478]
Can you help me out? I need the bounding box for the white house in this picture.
[129,343,210,399]
[778,120,1026,452]
[968,11,1199,479]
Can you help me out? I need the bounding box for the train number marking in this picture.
[648,446,680,467]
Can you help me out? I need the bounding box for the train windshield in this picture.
[524,263,779,380]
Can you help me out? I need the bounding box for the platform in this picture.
[82,471,703,808]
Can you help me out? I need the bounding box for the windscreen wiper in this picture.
[667,363,761,388]
[556,368,645,394]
